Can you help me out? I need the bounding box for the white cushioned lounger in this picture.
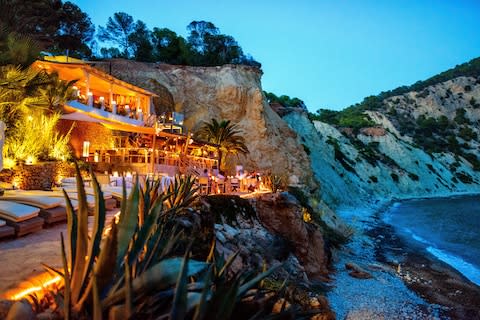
[0,201,40,222]
[0,202,44,236]
[0,219,15,239]
[8,190,93,207]
[61,188,114,199]
[102,186,132,198]
[1,192,62,209]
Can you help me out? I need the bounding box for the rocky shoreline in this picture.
[326,195,480,320]
[368,212,480,320]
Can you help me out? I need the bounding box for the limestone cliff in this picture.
[283,74,480,208]
[103,60,313,186]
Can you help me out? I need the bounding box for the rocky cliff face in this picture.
[104,60,480,213]
[283,75,480,207]
[103,60,349,235]
[104,60,313,186]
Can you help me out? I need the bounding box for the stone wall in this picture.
[0,162,75,190]
[57,120,115,158]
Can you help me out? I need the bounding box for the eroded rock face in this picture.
[283,111,480,208]
[105,60,313,183]
[252,192,330,280]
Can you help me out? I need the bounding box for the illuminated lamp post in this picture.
[82,141,90,160]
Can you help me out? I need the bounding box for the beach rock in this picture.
[208,196,308,283]
[345,262,373,279]
[252,192,329,280]
[36,309,60,320]
[5,300,34,320]
[0,300,14,319]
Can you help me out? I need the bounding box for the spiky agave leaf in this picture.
[165,175,198,212]
[94,220,118,296]
[192,267,213,320]
[124,257,132,319]
[127,192,167,272]
[117,175,140,267]
[237,264,282,298]
[102,258,207,308]
[170,247,191,320]
[92,273,102,320]
[60,233,71,320]
[62,189,78,270]
[70,163,90,304]
[76,169,107,306]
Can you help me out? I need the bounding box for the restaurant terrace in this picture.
[32,56,219,177]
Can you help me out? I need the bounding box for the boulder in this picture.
[252,192,329,280]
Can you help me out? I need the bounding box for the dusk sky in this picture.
[71,0,480,111]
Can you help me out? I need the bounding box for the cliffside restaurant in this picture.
[32,56,218,176]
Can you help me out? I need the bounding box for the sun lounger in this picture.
[0,219,15,239]
[7,190,99,214]
[0,202,44,236]
[0,193,67,225]
[102,186,133,207]
[22,189,117,211]
[60,188,117,210]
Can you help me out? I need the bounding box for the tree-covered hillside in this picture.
[304,56,480,175]
[0,1,260,68]
[310,56,480,128]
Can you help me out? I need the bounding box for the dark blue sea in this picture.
[383,195,480,286]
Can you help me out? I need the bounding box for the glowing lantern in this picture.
[82,141,90,158]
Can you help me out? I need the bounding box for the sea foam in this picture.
[426,246,480,286]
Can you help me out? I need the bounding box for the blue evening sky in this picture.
[71,0,480,111]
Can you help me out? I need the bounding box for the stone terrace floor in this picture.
[0,210,118,298]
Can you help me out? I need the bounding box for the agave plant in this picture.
[264,174,284,193]
[39,166,207,319]
[35,166,283,319]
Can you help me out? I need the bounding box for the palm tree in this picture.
[0,65,50,138]
[196,118,248,171]
[38,71,77,113]
[0,27,40,66]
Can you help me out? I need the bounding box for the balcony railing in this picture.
[69,99,184,131]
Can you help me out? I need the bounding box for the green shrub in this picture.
[456,171,474,184]
[458,126,477,141]
[302,143,311,155]
[287,186,349,247]
[408,172,420,181]
[462,152,480,171]
[390,173,399,182]
[204,194,256,225]
[326,137,357,174]
[454,108,470,125]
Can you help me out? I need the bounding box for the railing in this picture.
[89,149,216,172]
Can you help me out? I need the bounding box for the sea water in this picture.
[383,195,480,286]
